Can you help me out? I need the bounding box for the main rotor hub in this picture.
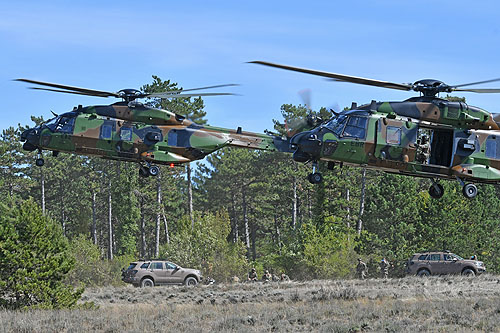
[117,89,144,102]
[412,79,451,97]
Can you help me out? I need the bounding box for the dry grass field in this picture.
[2,275,500,332]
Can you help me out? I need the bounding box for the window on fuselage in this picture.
[486,137,497,158]
[386,126,401,144]
[100,125,112,140]
[342,116,367,139]
[120,128,132,141]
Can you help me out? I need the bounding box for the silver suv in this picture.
[406,251,486,276]
[122,260,203,287]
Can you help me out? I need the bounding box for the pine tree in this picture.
[0,199,83,309]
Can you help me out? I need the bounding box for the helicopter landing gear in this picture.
[308,161,323,184]
[148,165,160,177]
[138,163,160,178]
[462,183,478,199]
[455,177,478,199]
[139,165,149,178]
[35,149,44,167]
[428,180,444,199]
[35,158,45,167]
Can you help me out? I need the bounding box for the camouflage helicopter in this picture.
[18,79,291,177]
[251,61,500,199]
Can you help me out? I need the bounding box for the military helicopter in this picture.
[18,79,291,177]
[250,61,500,199]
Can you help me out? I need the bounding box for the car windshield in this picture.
[126,263,136,270]
[452,254,464,260]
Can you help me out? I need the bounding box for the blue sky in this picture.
[1,0,500,133]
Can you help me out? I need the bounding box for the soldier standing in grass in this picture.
[356,258,368,279]
[247,267,258,282]
[380,258,390,279]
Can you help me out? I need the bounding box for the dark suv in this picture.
[406,251,486,276]
[122,260,203,287]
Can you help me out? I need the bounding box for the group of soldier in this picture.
[356,258,391,279]
[242,258,390,282]
[247,267,290,282]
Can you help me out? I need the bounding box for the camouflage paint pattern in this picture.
[27,101,292,166]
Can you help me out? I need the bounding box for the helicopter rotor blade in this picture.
[175,83,239,93]
[249,61,413,91]
[29,87,110,97]
[146,92,238,99]
[15,78,119,98]
[453,88,500,93]
[452,78,500,88]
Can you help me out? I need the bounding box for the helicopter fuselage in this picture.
[291,99,500,198]
[21,101,291,172]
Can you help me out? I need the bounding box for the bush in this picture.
[67,234,135,287]
[161,210,248,282]
[302,217,358,279]
[0,199,83,309]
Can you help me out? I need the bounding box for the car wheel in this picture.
[462,268,476,277]
[417,269,430,277]
[185,277,198,286]
[141,278,154,287]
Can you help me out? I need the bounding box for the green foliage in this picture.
[302,217,358,279]
[0,199,82,309]
[161,211,248,282]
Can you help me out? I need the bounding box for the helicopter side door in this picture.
[374,118,418,163]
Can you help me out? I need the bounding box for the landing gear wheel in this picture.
[428,183,444,199]
[139,166,150,178]
[462,183,478,199]
[148,165,160,177]
[308,172,323,184]
[35,158,44,167]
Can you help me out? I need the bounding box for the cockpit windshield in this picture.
[326,115,347,137]
[45,113,76,134]
[325,114,368,139]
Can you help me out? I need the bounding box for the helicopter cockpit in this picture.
[45,112,77,134]
[325,112,368,139]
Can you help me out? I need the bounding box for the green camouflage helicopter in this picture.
[18,79,291,177]
[251,61,500,199]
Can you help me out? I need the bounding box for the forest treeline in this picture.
[2,77,500,288]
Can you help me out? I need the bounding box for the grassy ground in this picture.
[2,275,500,332]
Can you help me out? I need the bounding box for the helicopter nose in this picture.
[290,130,322,162]
[21,128,40,151]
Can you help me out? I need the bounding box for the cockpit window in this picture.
[55,116,75,134]
[45,114,75,134]
[343,116,367,139]
[326,115,347,137]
